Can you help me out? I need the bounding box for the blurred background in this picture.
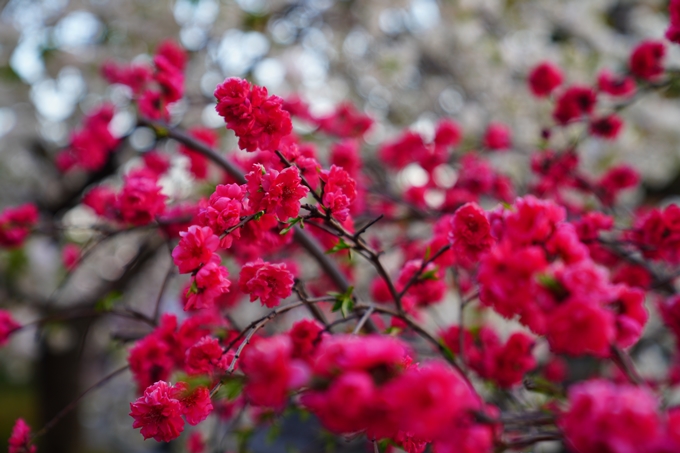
[1,0,679,452]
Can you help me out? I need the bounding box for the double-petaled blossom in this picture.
[214,78,292,152]
[528,61,563,97]
[130,381,185,442]
[589,114,623,140]
[245,164,309,221]
[116,172,167,226]
[320,165,357,221]
[630,41,666,81]
[172,225,220,274]
[238,259,295,308]
[597,69,636,97]
[185,258,231,311]
[667,0,680,43]
[8,418,36,453]
[197,184,246,248]
[560,380,662,453]
[0,203,38,248]
[440,325,536,388]
[450,202,494,265]
[314,102,373,138]
[288,319,325,362]
[482,122,511,150]
[552,85,597,125]
[240,335,309,408]
[597,165,639,206]
[185,336,227,375]
[396,260,446,307]
[171,382,213,426]
[56,104,119,173]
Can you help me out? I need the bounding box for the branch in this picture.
[32,365,129,440]
[139,118,352,293]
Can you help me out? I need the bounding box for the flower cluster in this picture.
[129,380,212,442]
[83,171,167,226]
[214,77,292,152]
[55,104,119,172]
[0,203,38,248]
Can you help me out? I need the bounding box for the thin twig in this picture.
[353,306,375,334]
[610,345,644,386]
[139,118,352,294]
[32,365,129,440]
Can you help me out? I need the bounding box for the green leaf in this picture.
[325,238,352,255]
[95,291,123,312]
[185,280,198,297]
[420,268,439,281]
[438,339,457,363]
[280,217,302,235]
[253,210,265,221]
[220,377,244,401]
[331,286,354,318]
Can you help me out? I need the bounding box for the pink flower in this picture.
[172,225,220,274]
[240,335,309,408]
[238,259,294,308]
[330,140,362,177]
[396,260,446,307]
[379,131,428,170]
[598,165,639,206]
[128,315,179,391]
[589,114,623,140]
[82,186,117,219]
[450,202,494,265]
[130,381,185,442]
[197,184,246,247]
[185,259,231,311]
[546,298,615,357]
[597,70,636,98]
[560,380,662,453]
[552,85,597,125]
[630,41,665,81]
[288,319,325,361]
[385,361,480,441]
[482,122,511,150]
[434,119,463,147]
[185,336,226,375]
[0,203,39,248]
[246,164,309,221]
[314,101,373,138]
[214,78,292,152]
[172,382,213,425]
[187,431,205,453]
[60,104,119,172]
[8,418,36,453]
[61,243,80,271]
[0,310,20,346]
[528,62,563,97]
[116,173,167,225]
[320,165,357,221]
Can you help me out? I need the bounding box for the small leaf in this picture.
[221,377,244,401]
[185,280,198,297]
[326,238,351,255]
[420,268,439,281]
[438,339,457,363]
[331,285,355,318]
[280,216,301,235]
[253,210,265,221]
[96,291,123,312]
